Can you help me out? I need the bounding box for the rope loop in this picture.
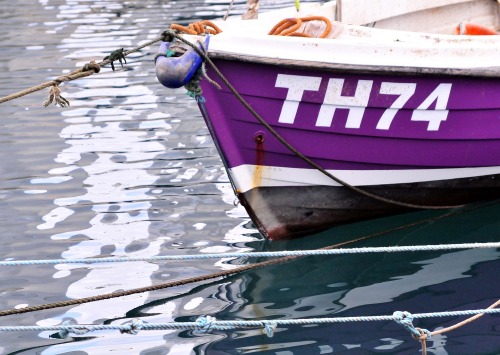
[170,20,222,35]
[269,16,332,38]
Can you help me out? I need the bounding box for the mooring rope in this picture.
[167,30,468,211]
[394,299,500,355]
[0,204,475,318]
[0,242,498,266]
[0,36,165,105]
[0,24,488,211]
[0,307,498,339]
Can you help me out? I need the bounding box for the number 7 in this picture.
[376,82,416,130]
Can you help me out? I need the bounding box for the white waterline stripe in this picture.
[229,164,500,192]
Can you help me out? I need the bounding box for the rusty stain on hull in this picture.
[252,131,265,189]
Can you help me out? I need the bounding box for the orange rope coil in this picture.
[170,20,222,35]
[268,16,332,38]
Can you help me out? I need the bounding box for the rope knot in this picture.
[193,315,216,335]
[82,60,101,73]
[393,311,431,340]
[120,319,144,335]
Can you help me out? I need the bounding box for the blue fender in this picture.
[155,36,210,89]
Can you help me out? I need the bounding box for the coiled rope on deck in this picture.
[268,16,332,38]
[170,20,222,35]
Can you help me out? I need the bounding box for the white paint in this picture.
[229,164,500,193]
[277,75,452,131]
[411,83,452,131]
[316,79,372,129]
[376,82,416,130]
[210,3,500,73]
[276,74,322,124]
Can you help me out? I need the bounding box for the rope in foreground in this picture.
[1,307,498,339]
[1,242,499,266]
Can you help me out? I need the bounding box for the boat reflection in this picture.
[203,203,500,353]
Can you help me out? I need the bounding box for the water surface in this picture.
[0,1,498,354]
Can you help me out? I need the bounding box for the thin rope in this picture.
[223,0,235,21]
[430,299,500,337]
[1,242,498,266]
[169,30,467,210]
[0,206,469,318]
[394,299,500,354]
[0,307,498,335]
[0,27,482,211]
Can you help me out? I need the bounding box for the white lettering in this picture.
[316,79,373,128]
[275,74,321,124]
[275,73,453,132]
[411,83,452,131]
[376,82,416,130]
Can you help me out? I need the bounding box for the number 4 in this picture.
[411,83,452,131]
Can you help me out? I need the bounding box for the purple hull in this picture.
[198,59,500,239]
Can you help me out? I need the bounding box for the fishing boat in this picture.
[156,0,500,240]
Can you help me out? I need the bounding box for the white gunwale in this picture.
[193,0,500,77]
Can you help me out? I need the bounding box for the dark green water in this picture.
[0,0,498,353]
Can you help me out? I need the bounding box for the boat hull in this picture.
[238,175,500,239]
[198,59,500,239]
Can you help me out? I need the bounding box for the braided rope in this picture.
[0,36,163,105]
[0,306,498,337]
[0,206,464,318]
[0,242,498,266]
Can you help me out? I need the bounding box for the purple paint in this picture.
[199,60,500,171]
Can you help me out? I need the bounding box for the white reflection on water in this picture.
[339,248,500,311]
[27,0,258,352]
[33,0,170,352]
